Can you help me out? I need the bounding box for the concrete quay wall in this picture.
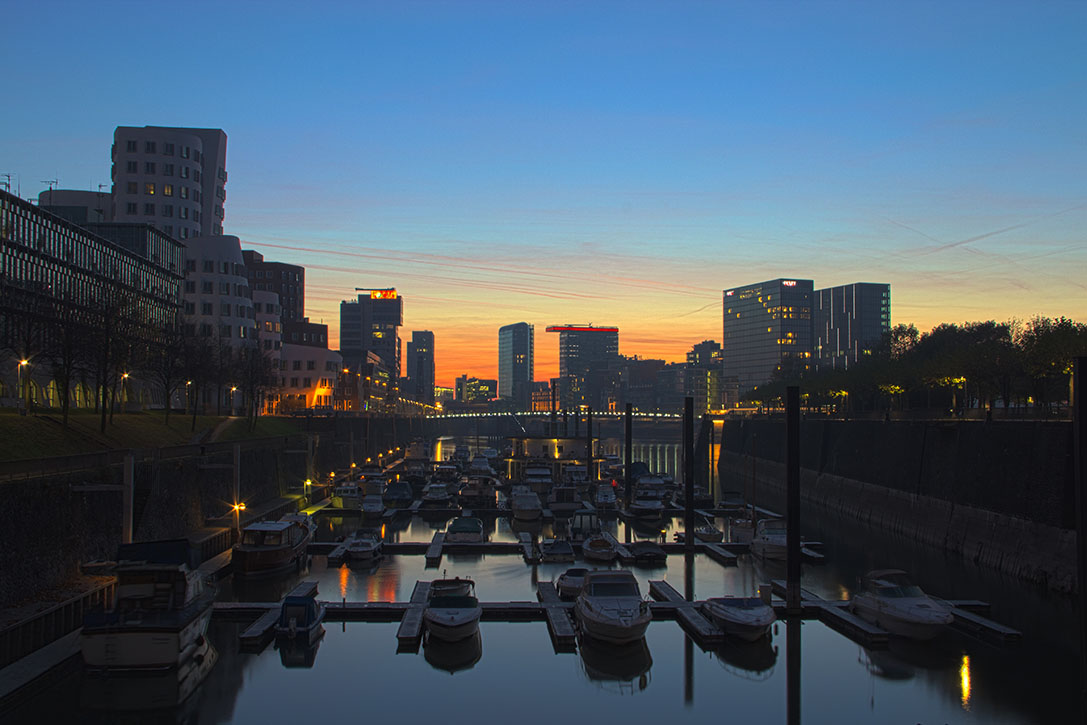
[718,419,1076,591]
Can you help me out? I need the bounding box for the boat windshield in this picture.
[589,581,640,597]
[875,584,925,598]
[429,595,478,608]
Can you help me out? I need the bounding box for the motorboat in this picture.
[480,447,500,461]
[424,630,482,674]
[511,488,543,521]
[540,538,576,563]
[422,482,453,507]
[434,462,460,487]
[446,516,485,543]
[593,483,617,511]
[575,570,651,645]
[563,464,590,491]
[424,578,482,642]
[468,455,496,476]
[361,494,386,518]
[581,532,618,562]
[628,476,669,519]
[459,475,498,509]
[749,518,787,560]
[548,483,582,517]
[557,567,589,599]
[850,570,954,640]
[452,445,471,467]
[232,519,311,576]
[675,517,723,543]
[274,585,326,645]
[344,528,383,562]
[430,576,474,598]
[81,540,214,671]
[331,483,364,510]
[629,540,667,567]
[383,478,415,508]
[702,597,776,641]
[523,464,554,495]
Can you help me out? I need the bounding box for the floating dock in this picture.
[648,580,726,648]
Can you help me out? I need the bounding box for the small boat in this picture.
[424,578,482,642]
[81,540,214,671]
[422,482,453,507]
[593,483,617,511]
[361,494,385,518]
[581,532,618,562]
[446,516,485,543]
[511,488,543,521]
[383,478,414,508]
[233,519,311,577]
[575,570,651,645]
[563,464,590,491]
[331,483,364,510]
[459,475,498,508]
[523,464,554,496]
[850,570,954,640]
[548,483,582,517]
[557,567,589,599]
[274,585,326,645]
[749,519,787,560]
[675,517,723,543]
[541,538,576,563]
[702,597,776,641]
[430,576,474,598]
[344,528,383,562]
[468,455,496,477]
[629,540,667,566]
[628,477,668,519]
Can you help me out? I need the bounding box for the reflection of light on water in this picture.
[339,564,350,600]
[960,654,971,711]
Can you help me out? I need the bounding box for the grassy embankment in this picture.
[0,409,300,462]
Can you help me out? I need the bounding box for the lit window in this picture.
[145,183,155,195]
[164,184,173,196]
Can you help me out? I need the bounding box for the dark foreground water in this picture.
[4,438,1078,724]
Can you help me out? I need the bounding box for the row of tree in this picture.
[748,316,1087,416]
[0,282,275,432]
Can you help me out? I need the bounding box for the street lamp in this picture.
[16,359,28,410]
[230,385,238,414]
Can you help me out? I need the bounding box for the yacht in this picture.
[459,475,498,509]
[279,512,317,538]
[383,478,415,508]
[362,494,386,518]
[344,528,383,562]
[563,464,590,491]
[628,477,668,519]
[540,538,576,563]
[548,483,582,517]
[701,597,776,641]
[749,518,787,560]
[468,455,496,477]
[81,540,214,671]
[331,483,364,510]
[629,540,667,566]
[424,578,482,642]
[575,570,651,645]
[581,532,618,562]
[850,570,954,640]
[593,483,618,511]
[233,519,311,576]
[523,464,554,496]
[557,567,589,599]
[510,487,543,521]
[446,516,485,543]
[422,482,453,507]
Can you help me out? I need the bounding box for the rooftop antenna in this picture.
[96,184,109,221]
[41,178,58,206]
[0,173,11,192]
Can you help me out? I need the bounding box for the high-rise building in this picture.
[686,340,723,412]
[455,375,497,403]
[814,283,891,371]
[546,324,619,410]
[339,289,403,379]
[498,322,534,409]
[242,250,305,322]
[110,126,227,240]
[722,278,814,394]
[406,330,435,405]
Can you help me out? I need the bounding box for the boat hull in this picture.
[232,539,309,577]
[702,600,775,642]
[424,608,482,642]
[576,604,651,645]
[852,598,950,640]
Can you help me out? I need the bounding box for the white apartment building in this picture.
[180,235,255,346]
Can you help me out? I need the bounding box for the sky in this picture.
[3,1,1085,386]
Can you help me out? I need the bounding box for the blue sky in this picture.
[3,1,1085,383]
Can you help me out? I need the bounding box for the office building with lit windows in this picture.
[498,322,533,409]
[722,279,814,394]
[546,324,619,411]
[406,330,435,405]
[339,289,403,379]
[814,282,891,371]
[110,126,227,240]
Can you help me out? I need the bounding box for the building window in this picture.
[164,224,173,235]
[163,184,173,196]
[194,170,201,183]
[181,228,188,239]
[143,203,155,215]
[163,163,174,176]
[145,183,155,195]
[180,167,190,179]
[201,302,213,315]
[203,260,214,272]
[193,210,200,223]
[145,162,156,174]
[201,280,213,293]
[125,140,137,152]
[126,182,137,194]
[220,303,230,316]
[126,161,137,173]
[220,325,231,338]
[181,146,190,159]
[293,360,302,371]
[180,187,189,199]
[184,281,196,293]
[164,143,174,156]
[220,261,229,274]
[303,377,311,388]
[126,202,137,215]
[183,301,195,314]
[163,205,173,217]
[307,360,315,371]
[145,141,156,153]
[290,377,299,388]
[179,207,188,219]
[219,282,230,295]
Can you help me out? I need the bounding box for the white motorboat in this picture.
[628,477,668,519]
[850,570,954,640]
[581,532,618,562]
[424,578,482,642]
[548,484,582,516]
[511,489,543,521]
[331,483,364,510]
[422,482,453,507]
[701,597,776,642]
[575,570,651,645]
[749,518,787,560]
[344,528,383,562]
[81,540,214,671]
[557,567,589,599]
[593,483,618,510]
[383,478,414,508]
[362,494,386,518]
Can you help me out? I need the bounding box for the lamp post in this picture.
[230,385,237,415]
[121,372,129,409]
[17,359,28,412]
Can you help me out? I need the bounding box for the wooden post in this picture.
[684,396,695,552]
[624,403,633,504]
[1073,357,1087,709]
[122,453,134,544]
[786,385,801,614]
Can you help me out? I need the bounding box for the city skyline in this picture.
[3,2,1085,386]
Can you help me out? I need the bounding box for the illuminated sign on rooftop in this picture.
[782,280,797,287]
[545,325,619,333]
[370,289,397,300]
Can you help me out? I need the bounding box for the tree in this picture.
[146,313,187,427]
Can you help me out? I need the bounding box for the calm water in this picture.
[5,437,1078,724]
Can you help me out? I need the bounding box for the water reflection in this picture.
[276,632,324,669]
[423,631,483,674]
[79,643,218,716]
[715,636,779,679]
[578,635,652,694]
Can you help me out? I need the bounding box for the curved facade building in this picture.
[180,235,255,347]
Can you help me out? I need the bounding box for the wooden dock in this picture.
[702,543,738,567]
[396,581,431,651]
[601,531,633,564]
[519,532,540,563]
[648,580,725,648]
[424,532,445,567]
[535,582,577,652]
